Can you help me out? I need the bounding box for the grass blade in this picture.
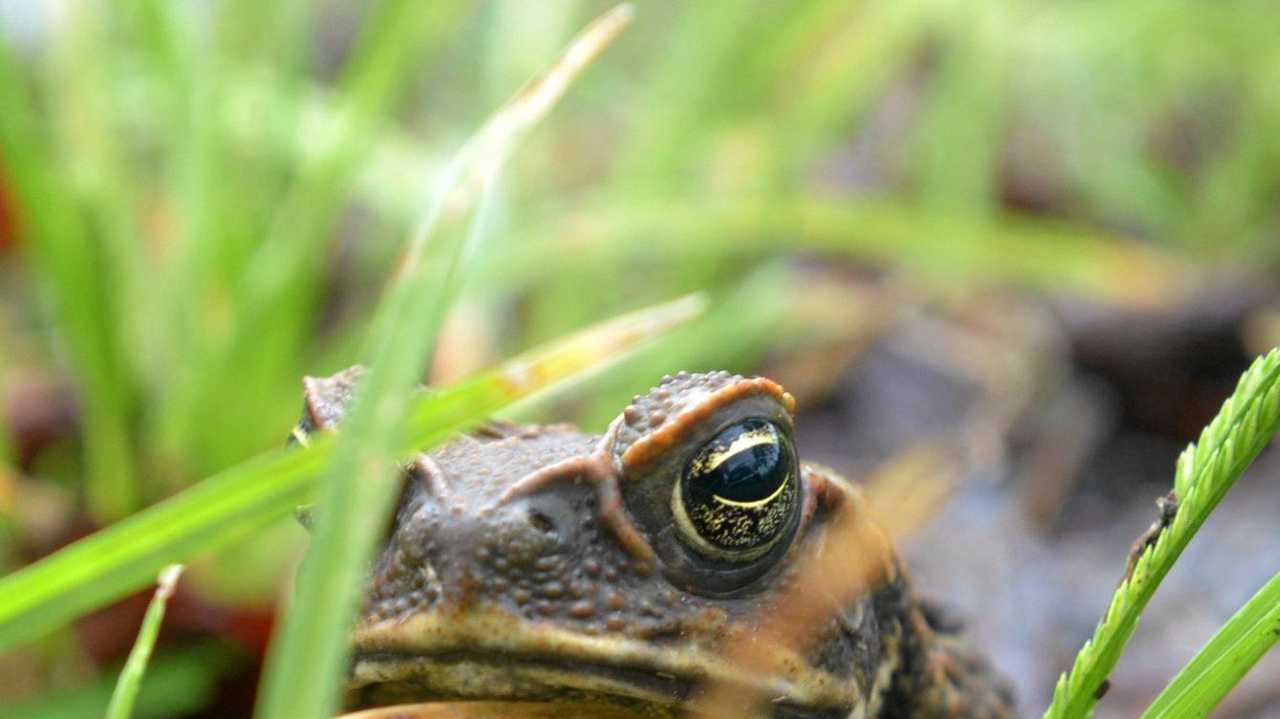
[911,2,1004,218]
[154,0,475,474]
[104,565,184,719]
[0,291,699,653]
[0,439,326,652]
[612,2,771,190]
[1043,348,1280,718]
[254,7,635,718]
[1140,571,1280,719]
[0,23,138,522]
[497,197,1188,307]
[51,1,150,374]
[774,0,928,173]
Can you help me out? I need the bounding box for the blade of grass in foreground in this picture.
[0,292,700,653]
[1140,571,1280,719]
[105,565,183,719]
[254,7,635,719]
[1044,348,1280,719]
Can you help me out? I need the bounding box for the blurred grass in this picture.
[0,644,231,719]
[0,0,1278,715]
[152,0,475,477]
[0,13,138,523]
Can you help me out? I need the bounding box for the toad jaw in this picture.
[347,606,861,715]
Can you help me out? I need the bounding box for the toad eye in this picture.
[672,418,799,562]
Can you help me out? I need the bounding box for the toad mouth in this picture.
[346,610,857,714]
[348,649,692,712]
[338,698,653,719]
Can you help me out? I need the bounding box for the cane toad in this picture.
[293,368,1015,718]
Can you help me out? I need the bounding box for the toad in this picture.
[293,368,1015,718]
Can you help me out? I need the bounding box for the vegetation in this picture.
[0,1,1277,717]
[106,565,183,719]
[1044,349,1280,718]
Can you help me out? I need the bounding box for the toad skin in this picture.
[293,368,1016,718]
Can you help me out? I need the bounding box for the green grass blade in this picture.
[1141,571,1280,719]
[496,197,1188,307]
[773,1,928,174]
[0,378,15,572]
[50,0,153,512]
[254,7,635,718]
[612,2,772,190]
[0,290,699,653]
[51,1,149,358]
[1043,348,1280,718]
[0,362,14,479]
[127,0,230,407]
[154,0,475,474]
[0,441,326,652]
[0,28,138,521]
[104,565,184,719]
[911,2,1004,219]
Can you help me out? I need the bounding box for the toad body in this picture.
[293,369,1015,718]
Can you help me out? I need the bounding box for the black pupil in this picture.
[688,419,789,503]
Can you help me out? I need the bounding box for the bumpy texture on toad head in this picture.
[293,369,1016,718]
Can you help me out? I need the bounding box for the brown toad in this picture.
[294,368,1015,718]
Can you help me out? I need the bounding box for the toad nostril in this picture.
[527,509,558,537]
